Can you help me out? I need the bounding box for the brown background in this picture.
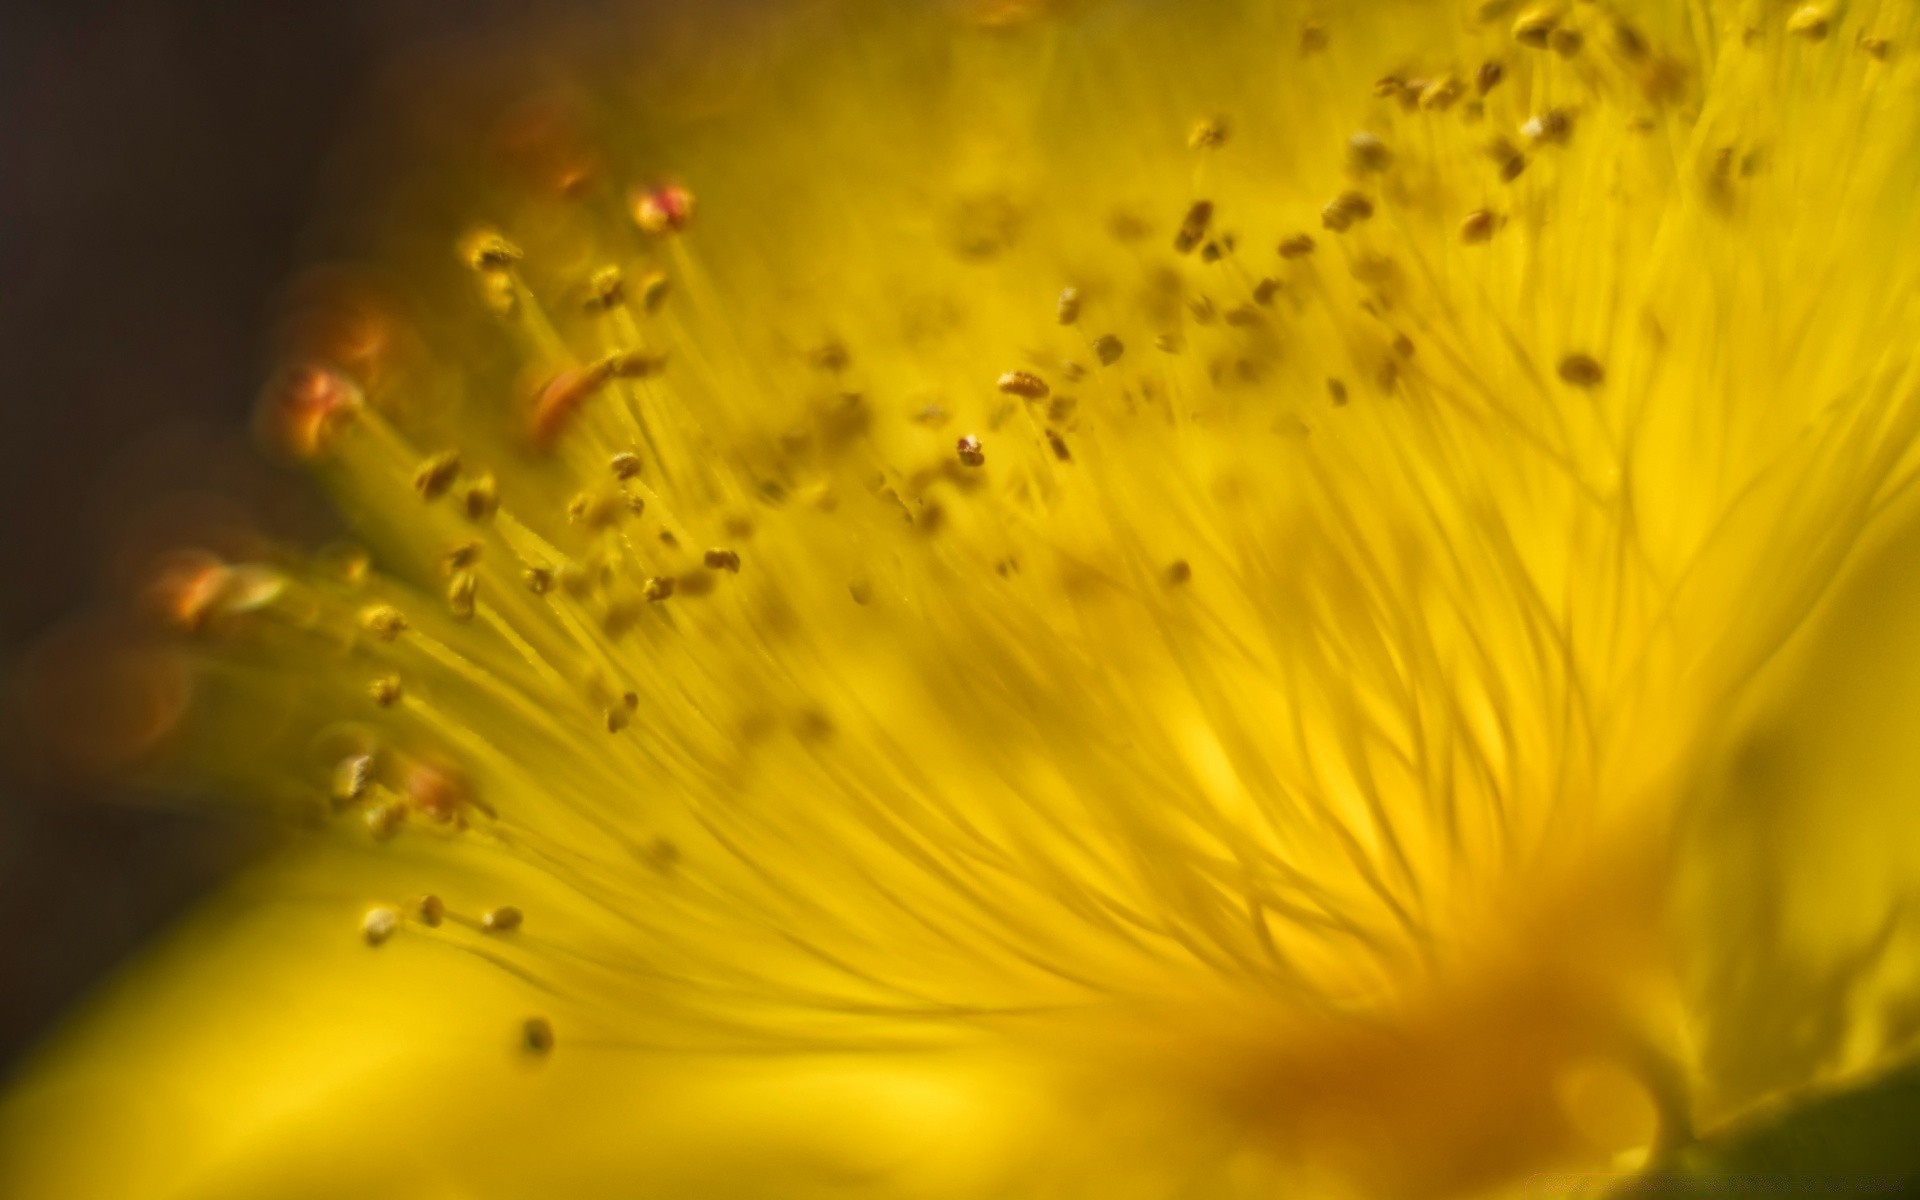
[0,0,588,1076]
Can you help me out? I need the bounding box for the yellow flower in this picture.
[9,0,1920,1195]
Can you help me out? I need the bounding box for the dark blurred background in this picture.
[0,0,570,1076]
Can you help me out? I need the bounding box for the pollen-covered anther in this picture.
[414,894,444,928]
[1347,131,1392,172]
[1278,233,1316,260]
[703,548,741,573]
[447,571,478,621]
[332,754,373,805]
[1460,209,1502,243]
[482,906,523,933]
[273,364,362,459]
[1056,287,1081,325]
[1787,3,1833,41]
[1558,352,1606,387]
[361,907,400,947]
[1523,108,1574,147]
[523,566,553,595]
[1512,4,1562,48]
[1173,200,1213,254]
[956,434,986,467]
[608,452,642,481]
[1321,191,1375,232]
[1188,116,1229,150]
[642,576,675,602]
[1092,334,1125,366]
[406,761,477,823]
[360,605,408,641]
[413,451,462,502]
[369,675,402,708]
[464,474,499,522]
[631,182,695,235]
[997,370,1049,400]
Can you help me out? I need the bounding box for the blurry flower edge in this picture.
[9,0,1920,1196]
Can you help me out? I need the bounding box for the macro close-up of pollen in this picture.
[9,0,1920,1195]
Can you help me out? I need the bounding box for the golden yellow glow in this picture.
[9,0,1920,1195]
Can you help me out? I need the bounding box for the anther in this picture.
[483,906,523,933]
[360,605,408,641]
[1321,191,1375,232]
[369,675,403,707]
[638,271,671,312]
[1786,3,1832,41]
[610,452,642,481]
[1056,287,1082,325]
[524,566,553,595]
[413,451,462,501]
[585,265,625,311]
[605,707,631,734]
[1475,61,1505,95]
[1460,209,1502,243]
[1558,353,1606,387]
[1155,333,1184,353]
[364,801,402,841]
[447,572,477,621]
[460,230,522,271]
[1093,335,1125,366]
[414,894,445,927]
[1278,233,1316,260]
[1252,278,1281,306]
[1299,18,1328,55]
[1347,132,1393,172]
[1523,108,1573,146]
[1860,34,1892,60]
[530,360,619,449]
[1549,26,1583,55]
[997,370,1050,399]
[1046,430,1071,461]
[442,541,483,573]
[643,576,675,602]
[1419,76,1464,111]
[1189,117,1230,150]
[362,907,400,946]
[1486,137,1528,180]
[956,434,986,467]
[522,1016,554,1055]
[631,183,695,235]
[1165,560,1192,585]
[1327,378,1349,406]
[1512,5,1562,48]
[703,548,741,573]
[1174,201,1214,254]
[464,474,499,522]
